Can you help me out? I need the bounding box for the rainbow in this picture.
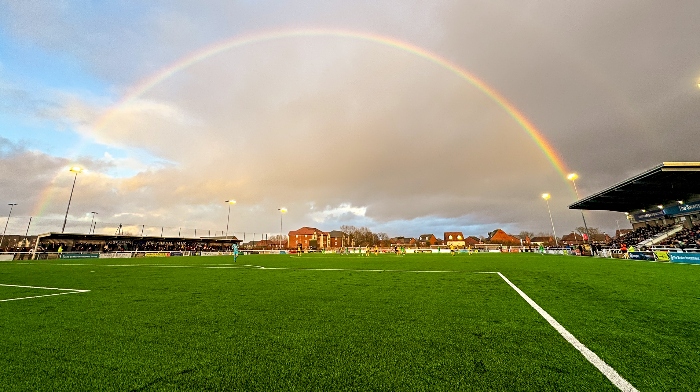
[97,27,569,174]
[35,27,572,216]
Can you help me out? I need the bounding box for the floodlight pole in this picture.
[542,194,559,246]
[89,212,98,234]
[278,208,287,250]
[1,203,17,251]
[569,177,590,244]
[25,216,32,237]
[225,200,236,238]
[62,167,83,233]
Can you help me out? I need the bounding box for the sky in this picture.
[1,1,699,240]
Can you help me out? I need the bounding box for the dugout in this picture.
[32,232,242,253]
[568,162,700,229]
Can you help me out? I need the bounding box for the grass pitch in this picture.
[0,253,698,391]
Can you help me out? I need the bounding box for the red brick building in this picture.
[329,230,346,249]
[464,236,481,247]
[417,234,438,247]
[288,227,330,250]
[444,232,466,248]
[487,229,520,245]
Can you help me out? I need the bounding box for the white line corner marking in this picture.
[479,272,638,392]
[0,283,90,302]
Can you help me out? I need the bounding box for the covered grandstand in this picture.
[569,162,700,254]
[8,232,244,260]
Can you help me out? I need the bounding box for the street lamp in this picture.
[89,211,98,234]
[567,173,590,244]
[278,207,287,249]
[62,166,83,233]
[541,193,559,246]
[225,200,236,238]
[1,203,17,251]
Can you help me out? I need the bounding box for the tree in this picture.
[517,231,534,240]
[575,227,600,236]
[339,225,379,247]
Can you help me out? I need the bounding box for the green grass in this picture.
[0,253,698,391]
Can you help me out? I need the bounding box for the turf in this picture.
[0,253,698,391]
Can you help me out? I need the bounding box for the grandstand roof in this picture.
[568,162,700,212]
[36,232,241,243]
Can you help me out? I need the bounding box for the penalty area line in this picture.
[478,271,637,392]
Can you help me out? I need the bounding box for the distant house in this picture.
[391,237,416,246]
[561,232,585,245]
[487,229,520,245]
[328,230,346,248]
[444,232,466,248]
[242,239,276,250]
[530,236,556,246]
[464,236,481,247]
[417,234,438,247]
[288,227,330,250]
[561,232,612,245]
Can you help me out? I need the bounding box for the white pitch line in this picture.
[0,283,89,292]
[0,291,86,302]
[490,272,638,392]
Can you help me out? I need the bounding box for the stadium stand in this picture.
[657,222,700,249]
[570,162,700,250]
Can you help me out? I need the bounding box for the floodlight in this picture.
[658,205,663,209]
[279,207,287,213]
[567,173,578,181]
[541,193,551,200]
[69,166,84,173]
[678,200,684,205]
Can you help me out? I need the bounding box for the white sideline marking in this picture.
[481,272,638,392]
[0,283,90,303]
[0,283,89,292]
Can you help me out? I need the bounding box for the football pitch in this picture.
[0,253,698,391]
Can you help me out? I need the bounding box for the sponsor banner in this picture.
[200,251,221,256]
[669,252,700,264]
[633,210,665,222]
[663,201,700,216]
[0,254,14,261]
[654,251,670,262]
[60,253,100,259]
[99,253,133,259]
[170,252,184,257]
[145,252,170,258]
[628,251,655,261]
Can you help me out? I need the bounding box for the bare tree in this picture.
[517,231,534,240]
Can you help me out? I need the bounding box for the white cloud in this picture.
[310,203,367,223]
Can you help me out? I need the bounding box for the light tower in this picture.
[225,200,236,238]
[541,193,559,246]
[1,203,17,251]
[567,173,590,243]
[62,166,83,233]
[278,207,287,249]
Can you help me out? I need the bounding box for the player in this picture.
[400,246,406,256]
[450,245,455,256]
[374,245,379,256]
[232,243,239,262]
[297,243,303,256]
